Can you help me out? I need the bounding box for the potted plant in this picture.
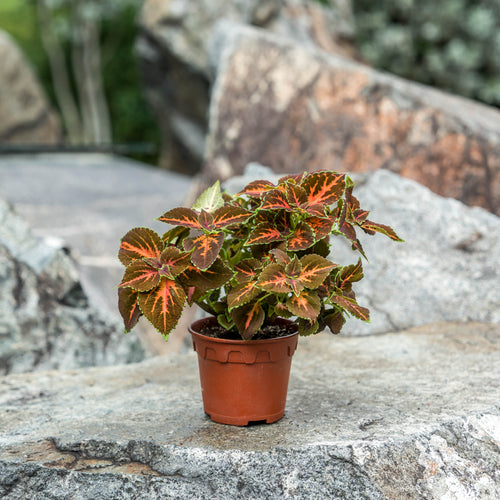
[118,170,402,425]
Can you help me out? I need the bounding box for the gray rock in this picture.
[203,24,500,215]
[0,322,498,498]
[135,0,355,172]
[0,30,62,145]
[0,197,144,375]
[224,165,500,335]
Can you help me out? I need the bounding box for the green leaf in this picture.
[231,302,265,340]
[118,227,162,266]
[192,180,225,212]
[137,278,186,337]
[286,290,321,320]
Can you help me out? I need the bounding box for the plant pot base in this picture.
[205,409,285,426]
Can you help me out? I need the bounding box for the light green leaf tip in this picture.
[192,181,225,213]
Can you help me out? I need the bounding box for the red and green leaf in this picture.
[260,190,293,211]
[246,223,285,246]
[158,207,200,229]
[179,259,233,299]
[237,179,275,197]
[162,226,190,245]
[286,222,315,251]
[339,259,364,288]
[159,247,191,278]
[118,287,141,332]
[330,295,370,322]
[306,217,333,240]
[137,278,186,337]
[118,227,162,266]
[256,263,292,293]
[297,254,336,289]
[119,260,160,291]
[198,210,215,231]
[286,290,321,320]
[212,206,252,228]
[322,310,345,334]
[298,318,319,336]
[231,301,265,340]
[234,258,262,283]
[361,220,404,242]
[285,184,307,207]
[302,171,346,205]
[227,281,262,310]
[184,231,224,269]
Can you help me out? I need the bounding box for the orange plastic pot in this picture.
[190,317,299,426]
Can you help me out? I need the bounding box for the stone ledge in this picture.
[1,322,499,498]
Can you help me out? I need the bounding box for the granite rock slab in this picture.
[0,322,499,499]
[204,23,500,215]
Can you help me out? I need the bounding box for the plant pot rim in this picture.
[189,317,298,345]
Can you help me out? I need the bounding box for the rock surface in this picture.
[0,30,62,145]
[0,153,195,355]
[0,196,144,375]
[204,24,500,215]
[0,322,498,498]
[135,0,355,173]
[224,165,500,336]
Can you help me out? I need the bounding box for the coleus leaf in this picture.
[260,189,293,211]
[184,231,224,269]
[278,173,306,184]
[339,259,364,288]
[162,226,190,245]
[118,227,162,266]
[246,223,285,246]
[322,310,345,334]
[306,217,333,240]
[234,258,262,283]
[237,179,275,197]
[361,220,404,242]
[285,183,307,207]
[330,295,370,322]
[119,260,160,291]
[256,263,292,293]
[212,206,252,228]
[192,180,225,212]
[158,207,200,229]
[270,248,290,265]
[298,318,319,336]
[198,210,215,231]
[302,171,346,205]
[138,278,186,338]
[179,259,233,300]
[287,222,315,251]
[286,290,321,320]
[298,254,336,289]
[158,247,191,278]
[118,287,141,332]
[227,281,262,310]
[231,301,265,340]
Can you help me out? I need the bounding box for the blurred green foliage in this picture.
[0,1,160,164]
[352,0,500,106]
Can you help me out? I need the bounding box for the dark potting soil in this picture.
[198,322,297,340]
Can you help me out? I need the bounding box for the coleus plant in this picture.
[118,170,403,340]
